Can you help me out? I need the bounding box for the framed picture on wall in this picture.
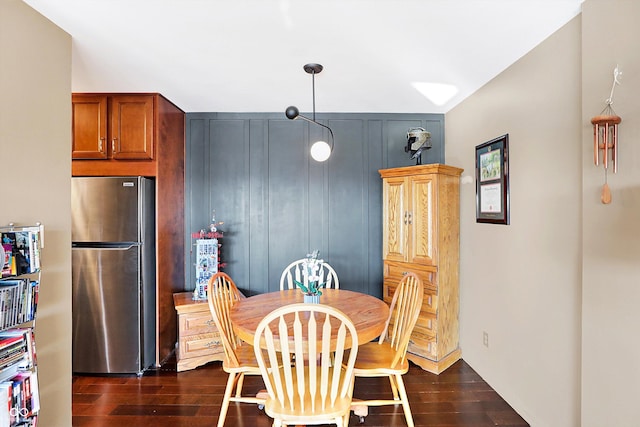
[475,134,510,225]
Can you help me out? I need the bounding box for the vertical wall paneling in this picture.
[367,120,384,298]
[308,120,328,264]
[267,118,310,292]
[184,117,208,287]
[208,119,249,288]
[248,119,268,296]
[327,119,367,293]
[184,113,444,298]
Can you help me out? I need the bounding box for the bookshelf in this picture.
[0,224,42,427]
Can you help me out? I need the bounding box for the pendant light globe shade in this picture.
[310,140,331,162]
[285,106,299,120]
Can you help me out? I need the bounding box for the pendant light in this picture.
[285,63,335,162]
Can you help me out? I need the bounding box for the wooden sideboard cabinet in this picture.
[173,292,224,372]
[380,164,463,374]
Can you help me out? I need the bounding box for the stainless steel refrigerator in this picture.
[71,176,156,375]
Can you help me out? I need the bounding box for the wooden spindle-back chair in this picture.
[253,303,358,427]
[349,272,424,426]
[207,272,265,427]
[279,258,339,291]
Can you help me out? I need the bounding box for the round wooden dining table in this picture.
[230,288,390,348]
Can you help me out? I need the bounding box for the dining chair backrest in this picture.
[253,303,358,417]
[379,272,424,369]
[207,272,245,368]
[279,258,339,291]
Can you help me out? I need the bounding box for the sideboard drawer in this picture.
[179,311,217,336]
[180,331,224,359]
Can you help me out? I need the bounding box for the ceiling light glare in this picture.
[412,82,459,106]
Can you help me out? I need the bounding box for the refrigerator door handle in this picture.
[72,243,140,250]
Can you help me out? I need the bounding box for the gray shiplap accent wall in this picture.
[184,112,444,298]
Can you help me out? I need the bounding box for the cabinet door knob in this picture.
[98,137,105,152]
[403,211,408,225]
[112,138,117,153]
[407,211,413,225]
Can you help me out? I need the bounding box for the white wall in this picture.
[0,1,72,425]
[446,15,582,427]
[448,1,640,425]
[581,1,640,426]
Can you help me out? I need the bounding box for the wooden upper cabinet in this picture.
[382,173,436,265]
[110,95,154,160]
[72,94,154,160]
[72,95,108,159]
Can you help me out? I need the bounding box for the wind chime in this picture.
[591,66,622,204]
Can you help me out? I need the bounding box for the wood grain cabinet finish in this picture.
[72,95,108,159]
[72,94,154,161]
[380,164,463,374]
[173,293,224,372]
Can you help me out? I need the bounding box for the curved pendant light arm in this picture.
[295,114,334,150]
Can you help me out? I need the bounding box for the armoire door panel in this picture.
[382,177,407,262]
[409,175,435,265]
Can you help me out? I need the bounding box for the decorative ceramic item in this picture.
[303,294,321,304]
[295,250,325,303]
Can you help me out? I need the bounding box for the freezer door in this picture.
[72,245,150,374]
[71,176,151,243]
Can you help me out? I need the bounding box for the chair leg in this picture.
[388,375,400,400]
[394,374,415,427]
[234,373,245,398]
[343,411,351,426]
[217,372,237,427]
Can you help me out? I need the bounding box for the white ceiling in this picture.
[23,0,582,114]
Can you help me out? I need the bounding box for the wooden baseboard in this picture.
[407,348,461,374]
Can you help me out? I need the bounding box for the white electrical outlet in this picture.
[483,331,489,347]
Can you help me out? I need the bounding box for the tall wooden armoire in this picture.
[380,164,463,374]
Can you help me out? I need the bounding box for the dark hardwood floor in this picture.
[72,358,529,427]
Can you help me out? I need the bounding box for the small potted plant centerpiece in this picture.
[295,250,325,304]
